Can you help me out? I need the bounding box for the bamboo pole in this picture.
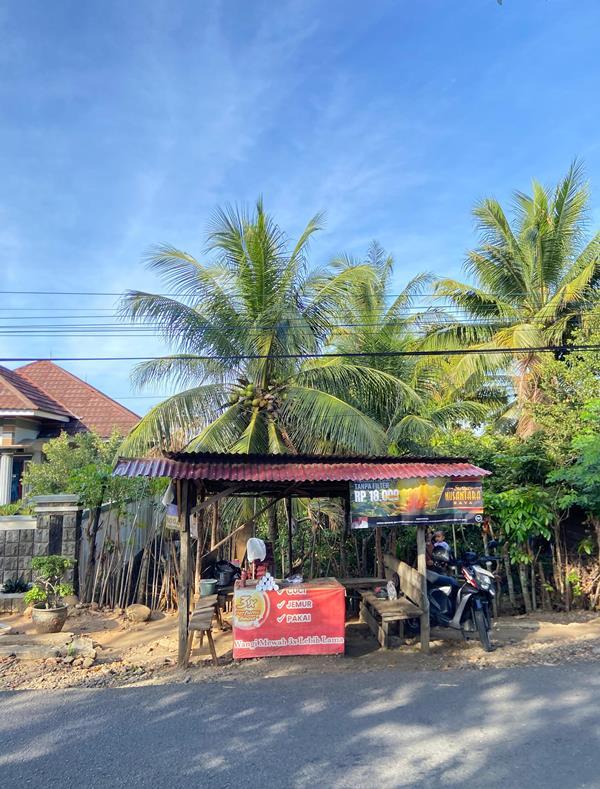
[286,496,293,576]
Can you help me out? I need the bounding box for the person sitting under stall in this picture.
[432,529,450,553]
[427,531,460,588]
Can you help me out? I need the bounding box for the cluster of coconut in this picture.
[229,382,285,413]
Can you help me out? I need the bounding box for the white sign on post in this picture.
[165,503,180,531]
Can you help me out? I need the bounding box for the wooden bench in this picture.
[185,596,220,666]
[194,593,226,628]
[357,553,425,649]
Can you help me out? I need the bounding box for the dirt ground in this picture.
[1,605,599,691]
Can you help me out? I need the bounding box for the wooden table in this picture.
[359,590,422,648]
[338,577,386,590]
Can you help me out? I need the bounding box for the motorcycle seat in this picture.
[426,570,461,588]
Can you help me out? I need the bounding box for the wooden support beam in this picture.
[416,524,430,654]
[199,486,296,562]
[190,485,241,515]
[210,500,219,550]
[178,479,193,668]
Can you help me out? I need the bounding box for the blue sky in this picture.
[1,0,599,414]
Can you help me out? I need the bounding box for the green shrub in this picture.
[25,555,74,609]
[1,576,29,593]
[0,500,34,516]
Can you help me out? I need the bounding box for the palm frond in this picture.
[281,386,388,455]
[295,358,423,413]
[186,404,251,452]
[119,385,226,456]
[130,355,228,390]
[229,409,269,454]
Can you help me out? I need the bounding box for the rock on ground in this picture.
[70,635,97,659]
[125,604,151,623]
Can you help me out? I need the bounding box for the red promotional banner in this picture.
[232,578,346,659]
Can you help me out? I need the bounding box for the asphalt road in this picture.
[1,663,599,788]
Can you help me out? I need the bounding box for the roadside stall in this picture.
[113,452,490,666]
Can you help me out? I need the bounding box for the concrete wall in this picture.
[0,496,82,590]
[0,517,36,585]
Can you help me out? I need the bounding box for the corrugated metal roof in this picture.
[114,453,490,483]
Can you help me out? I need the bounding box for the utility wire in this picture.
[1,288,597,298]
[1,344,600,363]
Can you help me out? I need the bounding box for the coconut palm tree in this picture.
[119,200,412,456]
[424,162,600,434]
[328,242,494,452]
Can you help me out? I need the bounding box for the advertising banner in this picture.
[232,578,345,659]
[350,477,483,529]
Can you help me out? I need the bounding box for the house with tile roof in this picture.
[0,361,139,505]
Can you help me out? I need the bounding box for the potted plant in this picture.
[24,555,74,633]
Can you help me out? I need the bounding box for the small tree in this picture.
[486,486,553,612]
[24,555,73,609]
[550,401,600,546]
[23,431,159,602]
[549,400,600,608]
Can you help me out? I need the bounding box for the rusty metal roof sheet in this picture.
[114,452,490,483]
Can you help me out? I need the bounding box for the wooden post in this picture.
[375,526,384,578]
[286,496,293,577]
[178,479,192,668]
[194,485,205,602]
[416,524,430,654]
[210,500,219,550]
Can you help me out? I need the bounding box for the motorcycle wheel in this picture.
[473,608,493,652]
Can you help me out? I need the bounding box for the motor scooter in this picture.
[414,541,500,652]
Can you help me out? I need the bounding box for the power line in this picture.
[1,343,599,363]
[1,288,597,299]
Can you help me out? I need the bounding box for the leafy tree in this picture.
[486,485,553,612]
[550,400,600,553]
[425,162,600,435]
[532,317,600,464]
[24,432,124,507]
[431,428,551,492]
[119,201,411,456]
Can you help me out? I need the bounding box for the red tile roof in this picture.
[0,364,71,418]
[14,361,139,438]
[114,452,490,482]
